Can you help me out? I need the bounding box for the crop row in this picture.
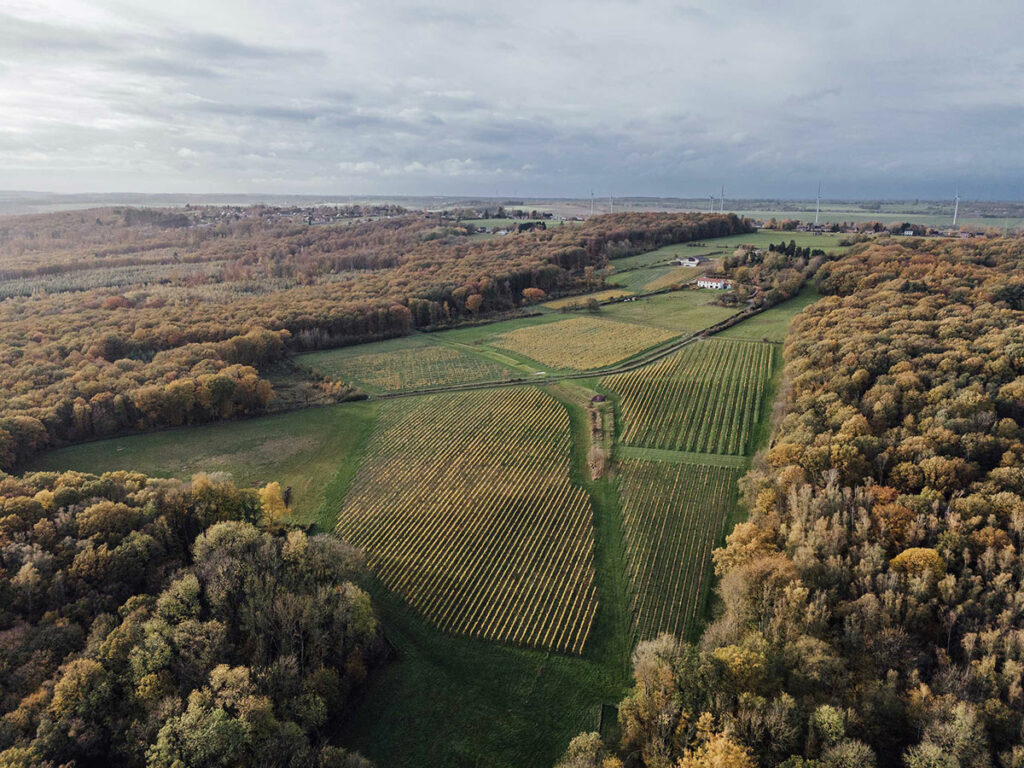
[603,338,773,455]
[335,388,598,654]
[618,459,739,641]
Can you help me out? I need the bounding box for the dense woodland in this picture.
[0,209,750,471]
[562,236,1024,767]
[0,470,379,766]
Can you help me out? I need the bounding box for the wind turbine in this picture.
[590,191,595,218]
[952,186,960,228]
[814,182,821,226]
[708,194,715,212]
[719,185,725,213]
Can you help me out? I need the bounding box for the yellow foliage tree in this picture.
[677,729,755,768]
[258,482,288,526]
[890,547,945,577]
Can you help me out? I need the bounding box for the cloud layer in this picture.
[1,0,1022,198]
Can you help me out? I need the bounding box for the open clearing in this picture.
[26,402,377,530]
[491,315,678,370]
[718,283,821,342]
[336,388,598,654]
[603,338,774,455]
[599,289,736,332]
[618,460,739,641]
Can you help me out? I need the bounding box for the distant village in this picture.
[753,218,991,239]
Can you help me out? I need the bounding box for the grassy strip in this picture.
[616,446,750,469]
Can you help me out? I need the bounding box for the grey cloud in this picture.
[118,55,222,79]
[673,5,709,20]
[0,13,115,54]
[175,32,325,63]
[2,0,1023,198]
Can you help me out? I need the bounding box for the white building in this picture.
[697,277,732,290]
[673,256,704,267]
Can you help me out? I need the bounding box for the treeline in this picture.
[0,211,750,470]
[0,329,288,472]
[0,470,379,767]
[562,236,1024,767]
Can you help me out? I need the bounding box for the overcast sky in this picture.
[1,0,1022,199]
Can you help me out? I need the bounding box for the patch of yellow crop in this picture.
[542,289,632,310]
[492,316,677,370]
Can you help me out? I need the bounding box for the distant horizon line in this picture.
[3,190,1023,205]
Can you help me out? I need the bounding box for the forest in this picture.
[0,470,380,767]
[561,236,1024,767]
[0,209,751,471]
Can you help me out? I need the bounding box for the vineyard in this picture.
[618,460,739,641]
[335,388,598,654]
[299,340,512,392]
[603,338,774,455]
[492,316,677,370]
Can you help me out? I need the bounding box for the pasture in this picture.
[618,460,740,641]
[335,388,598,654]
[599,289,736,332]
[718,284,822,342]
[26,402,378,530]
[543,288,633,310]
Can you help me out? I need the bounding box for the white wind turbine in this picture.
[952,185,960,228]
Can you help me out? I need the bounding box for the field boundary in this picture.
[615,446,749,469]
[373,299,779,400]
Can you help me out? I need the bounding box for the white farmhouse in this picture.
[697,276,732,290]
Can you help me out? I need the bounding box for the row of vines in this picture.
[618,460,740,641]
[603,338,774,455]
[335,388,597,654]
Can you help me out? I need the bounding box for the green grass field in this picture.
[26,402,378,530]
[729,207,1006,230]
[599,289,736,332]
[607,230,848,273]
[718,284,822,342]
[542,288,633,309]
